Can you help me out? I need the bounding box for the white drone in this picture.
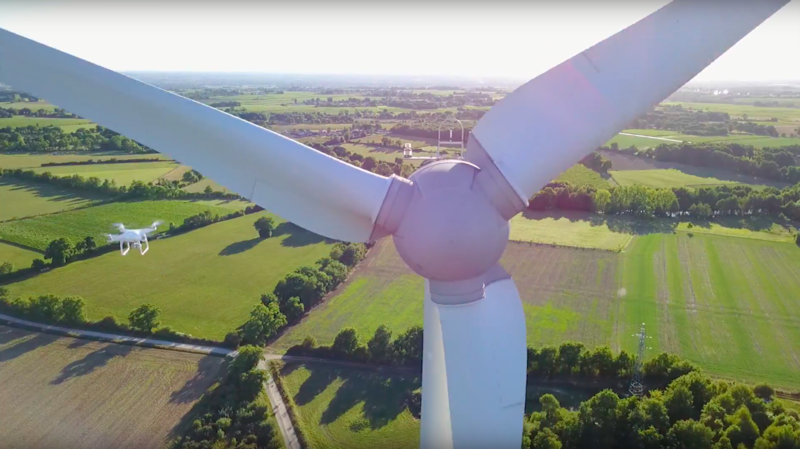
[106,221,163,256]
[0,2,787,447]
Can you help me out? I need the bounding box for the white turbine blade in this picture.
[469,0,789,202]
[435,274,527,449]
[421,280,453,449]
[0,28,391,243]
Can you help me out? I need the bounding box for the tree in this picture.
[753,384,775,402]
[60,296,87,325]
[532,428,562,449]
[28,295,63,322]
[688,203,712,220]
[0,261,13,275]
[725,407,760,449]
[367,325,393,363]
[229,345,264,375]
[332,327,359,355]
[203,185,213,195]
[31,258,47,271]
[254,216,276,239]
[128,304,162,333]
[332,243,367,267]
[320,259,349,289]
[666,420,714,449]
[666,385,696,423]
[592,189,611,214]
[44,238,73,266]
[75,236,96,254]
[241,302,287,345]
[280,296,304,322]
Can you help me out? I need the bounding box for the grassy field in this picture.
[0,200,234,250]
[0,326,225,449]
[610,169,744,188]
[1,100,57,111]
[278,362,420,449]
[0,241,41,267]
[31,161,179,185]
[182,178,232,194]
[607,134,672,149]
[662,101,800,125]
[0,116,95,130]
[272,230,800,390]
[555,165,612,189]
[2,212,333,340]
[0,152,172,169]
[509,211,633,251]
[0,179,106,222]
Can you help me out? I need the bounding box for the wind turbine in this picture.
[0,1,788,447]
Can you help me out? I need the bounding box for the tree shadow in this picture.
[218,238,262,256]
[169,355,225,404]
[521,209,677,236]
[291,363,420,430]
[0,179,105,205]
[67,338,93,349]
[0,331,54,363]
[274,222,331,247]
[51,343,134,385]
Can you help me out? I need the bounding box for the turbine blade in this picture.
[434,272,527,449]
[0,28,391,243]
[468,0,789,202]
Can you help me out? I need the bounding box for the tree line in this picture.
[628,104,780,137]
[528,179,800,221]
[0,125,153,153]
[626,142,800,184]
[522,371,799,449]
[170,346,281,449]
[225,240,369,347]
[40,157,165,167]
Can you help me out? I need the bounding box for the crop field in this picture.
[278,362,420,449]
[2,212,333,340]
[610,169,743,189]
[273,231,800,389]
[1,100,58,111]
[0,200,233,250]
[0,326,225,449]
[555,165,612,189]
[607,133,672,149]
[32,161,179,185]
[620,129,680,137]
[0,241,41,268]
[0,116,95,130]
[509,211,633,251]
[0,179,106,222]
[662,101,800,125]
[0,152,173,169]
[182,178,232,193]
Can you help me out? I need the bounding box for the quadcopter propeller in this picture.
[110,223,125,232]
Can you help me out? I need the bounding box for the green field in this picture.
[2,212,333,340]
[0,152,172,169]
[620,129,680,137]
[0,200,234,250]
[0,117,95,130]
[0,179,105,222]
[555,165,612,189]
[610,169,745,188]
[272,230,800,389]
[32,161,179,185]
[509,211,633,251]
[182,178,232,193]
[0,241,41,268]
[607,134,672,149]
[278,362,420,449]
[662,101,800,125]
[1,100,57,111]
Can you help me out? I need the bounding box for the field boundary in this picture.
[0,238,43,254]
[0,312,235,357]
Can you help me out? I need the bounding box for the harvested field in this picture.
[0,325,225,449]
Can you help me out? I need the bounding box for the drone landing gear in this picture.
[120,241,130,256]
[139,235,149,255]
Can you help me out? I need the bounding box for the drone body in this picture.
[107,222,163,255]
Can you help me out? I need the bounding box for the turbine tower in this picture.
[0,2,788,447]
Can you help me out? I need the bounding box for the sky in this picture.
[1,0,798,83]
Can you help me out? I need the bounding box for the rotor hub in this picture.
[392,160,509,283]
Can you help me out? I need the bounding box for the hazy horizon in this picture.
[1,0,799,83]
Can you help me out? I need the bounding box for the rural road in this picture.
[260,360,302,449]
[619,132,683,143]
[0,313,235,356]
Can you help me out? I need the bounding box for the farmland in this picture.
[610,169,745,189]
[2,212,333,340]
[0,116,96,130]
[0,326,225,449]
[0,152,172,169]
[272,231,800,390]
[555,165,611,189]
[277,362,420,449]
[0,179,106,221]
[0,200,233,250]
[31,161,180,185]
[508,211,632,251]
[0,241,41,268]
